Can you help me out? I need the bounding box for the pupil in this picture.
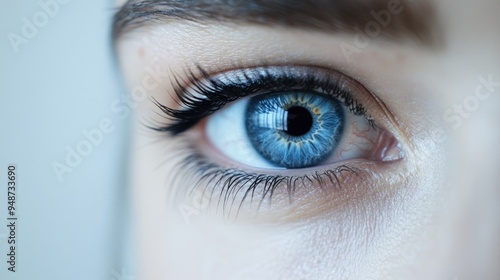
[286,106,313,136]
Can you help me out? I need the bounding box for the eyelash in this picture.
[170,145,364,217]
[151,65,375,135]
[150,65,375,215]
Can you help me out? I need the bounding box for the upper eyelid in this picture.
[152,65,377,135]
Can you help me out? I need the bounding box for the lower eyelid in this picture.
[163,126,407,222]
[168,141,404,222]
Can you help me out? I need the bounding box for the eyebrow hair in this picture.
[112,0,439,46]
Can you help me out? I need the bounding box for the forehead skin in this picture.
[115,0,500,279]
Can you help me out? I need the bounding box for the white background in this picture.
[0,1,134,279]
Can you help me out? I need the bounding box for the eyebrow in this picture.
[112,0,439,46]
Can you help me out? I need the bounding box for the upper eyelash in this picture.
[151,65,375,135]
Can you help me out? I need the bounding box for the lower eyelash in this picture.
[170,143,362,218]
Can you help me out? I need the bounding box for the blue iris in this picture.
[245,91,345,168]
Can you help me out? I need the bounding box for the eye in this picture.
[151,65,405,215]
[201,67,403,170]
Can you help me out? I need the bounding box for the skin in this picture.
[116,0,500,279]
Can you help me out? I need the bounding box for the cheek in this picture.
[161,223,298,279]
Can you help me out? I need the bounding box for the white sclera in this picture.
[206,97,280,169]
